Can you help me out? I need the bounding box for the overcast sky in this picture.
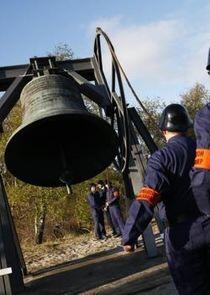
[1,0,210,105]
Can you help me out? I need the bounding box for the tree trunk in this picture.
[34,204,46,244]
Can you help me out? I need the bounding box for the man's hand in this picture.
[104,202,109,211]
[123,245,135,253]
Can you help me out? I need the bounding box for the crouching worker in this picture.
[87,183,106,240]
[122,104,204,295]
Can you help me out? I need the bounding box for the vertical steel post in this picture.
[124,124,158,257]
[0,176,24,294]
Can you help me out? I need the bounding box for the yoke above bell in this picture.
[4,74,118,187]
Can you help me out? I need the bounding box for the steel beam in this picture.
[0,57,95,91]
[128,107,158,154]
[0,176,24,293]
[65,70,111,110]
[0,75,31,125]
[126,125,158,257]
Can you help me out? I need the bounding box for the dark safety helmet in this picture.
[159,104,193,132]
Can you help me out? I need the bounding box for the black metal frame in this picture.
[0,176,25,293]
[0,55,117,294]
[0,29,165,293]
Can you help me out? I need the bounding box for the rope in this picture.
[95,27,163,134]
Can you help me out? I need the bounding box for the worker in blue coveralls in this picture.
[122,104,205,295]
[188,103,210,293]
[105,182,124,237]
[87,183,106,240]
[97,180,117,236]
[191,102,210,214]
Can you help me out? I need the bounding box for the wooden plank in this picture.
[0,267,12,276]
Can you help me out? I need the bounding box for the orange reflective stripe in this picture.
[194,149,210,170]
[136,187,161,206]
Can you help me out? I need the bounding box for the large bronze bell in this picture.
[5,74,118,187]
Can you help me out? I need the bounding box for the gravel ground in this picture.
[22,231,122,273]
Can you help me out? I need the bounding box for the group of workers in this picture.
[87,180,124,240]
[87,102,210,294]
[122,103,210,295]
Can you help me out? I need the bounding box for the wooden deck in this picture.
[21,236,177,294]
